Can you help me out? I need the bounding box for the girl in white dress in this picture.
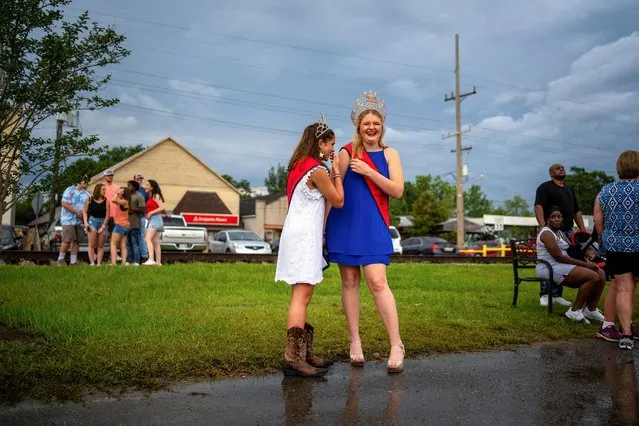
[276,116,344,376]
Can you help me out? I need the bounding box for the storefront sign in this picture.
[181,213,239,226]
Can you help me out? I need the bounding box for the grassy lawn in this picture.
[0,263,611,403]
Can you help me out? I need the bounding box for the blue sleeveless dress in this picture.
[326,149,393,266]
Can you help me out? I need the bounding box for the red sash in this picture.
[343,143,390,227]
[286,156,322,205]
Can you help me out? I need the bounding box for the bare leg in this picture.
[110,234,121,265]
[562,266,605,311]
[58,242,70,261]
[96,232,105,265]
[362,264,402,347]
[87,231,97,264]
[153,233,161,265]
[615,273,636,335]
[145,229,156,262]
[339,265,362,344]
[603,279,617,323]
[286,284,315,329]
[120,235,127,265]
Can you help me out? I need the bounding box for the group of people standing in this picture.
[56,170,166,266]
[534,152,639,350]
[275,91,404,376]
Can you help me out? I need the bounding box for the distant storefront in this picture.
[240,193,288,242]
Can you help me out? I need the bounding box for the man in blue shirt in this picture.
[56,177,90,265]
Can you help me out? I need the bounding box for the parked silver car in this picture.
[209,230,271,254]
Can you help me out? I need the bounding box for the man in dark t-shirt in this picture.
[534,163,586,307]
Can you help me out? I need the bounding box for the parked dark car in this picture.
[271,239,280,254]
[1,225,21,251]
[400,236,457,255]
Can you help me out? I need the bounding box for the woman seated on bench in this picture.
[536,206,606,323]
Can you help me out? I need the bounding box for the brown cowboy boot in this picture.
[304,323,334,368]
[282,327,328,377]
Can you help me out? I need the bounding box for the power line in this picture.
[109,68,626,156]
[110,79,448,137]
[110,78,621,163]
[74,7,639,120]
[114,80,618,163]
[69,7,453,75]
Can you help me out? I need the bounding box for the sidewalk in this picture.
[1,339,636,425]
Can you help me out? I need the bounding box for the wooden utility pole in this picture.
[48,117,64,226]
[443,33,476,249]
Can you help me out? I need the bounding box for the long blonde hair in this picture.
[352,109,387,157]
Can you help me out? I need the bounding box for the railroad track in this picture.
[0,251,511,265]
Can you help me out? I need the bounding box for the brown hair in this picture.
[287,123,335,171]
[147,179,165,202]
[92,183,104,200]
[616,150,639,179]
[352,110,387,157]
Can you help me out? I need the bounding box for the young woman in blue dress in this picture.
[325,91,405,373]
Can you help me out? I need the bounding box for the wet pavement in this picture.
[1,339,638,425]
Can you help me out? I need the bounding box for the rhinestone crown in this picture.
[315,113,329,138]
[350,90,386,125]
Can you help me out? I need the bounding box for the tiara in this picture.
[315,113,329,138]
[350,90,386,125]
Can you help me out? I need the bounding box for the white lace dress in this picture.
[275,166,328,285]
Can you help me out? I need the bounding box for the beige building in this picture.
[89,137,241,234]
[240,193,288,242]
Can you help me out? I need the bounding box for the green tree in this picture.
[42,145,145,201]
[564,166,614,215]
[492,195,532,216]
[390,175,455,233]
[222,174,252,198]
[95,145,145,171]
[264,163,287,194]
[412,191,449,235]
[0,0,130,219]
[14,197,36,225]
[464,184,493,217]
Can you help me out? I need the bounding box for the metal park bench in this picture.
[510,239,556,315]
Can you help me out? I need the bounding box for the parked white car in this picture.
[389,226,402,255]
[209,230,271,254]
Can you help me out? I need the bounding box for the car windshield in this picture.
[389,228,399,238]
[1,228,12,242]
[228,231,261,241]
[162,216,186,227]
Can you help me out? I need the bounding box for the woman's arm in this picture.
[540,231,598,270]
[83,198,90,228]
[348,148,404,198]
[102,202,110,229]
[593,194,604,239]
[311,168,344,208]
[112,194,126,206]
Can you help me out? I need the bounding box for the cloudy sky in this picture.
[63,0,638,207]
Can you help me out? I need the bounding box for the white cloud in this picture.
[167,79,221,98]
[78,110,137,133]
[82,0,638,206]
[387,80,427,102]
[138,94,170,112]
[117,89,172,112]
